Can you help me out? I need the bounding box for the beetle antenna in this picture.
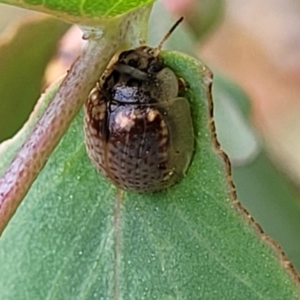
[156,16,184,52]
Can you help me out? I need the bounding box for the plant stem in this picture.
[0,6,151,236]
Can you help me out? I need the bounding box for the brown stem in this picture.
[0,6,152,236]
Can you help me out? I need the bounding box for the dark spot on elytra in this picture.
[158,163,167,170]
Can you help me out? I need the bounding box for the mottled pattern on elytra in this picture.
[84,92,194,192]
[107,105,171,191]
[84,92,174,192]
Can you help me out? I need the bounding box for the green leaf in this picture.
[233,150,300,272]
[0,16,69,142]
[0,50,298,298]
[0,0,155,25]
[212,74,300,272]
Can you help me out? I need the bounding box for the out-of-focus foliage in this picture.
[0,12,69,141]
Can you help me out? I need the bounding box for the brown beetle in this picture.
[84,17,194,192]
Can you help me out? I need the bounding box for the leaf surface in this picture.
[213,74,300,273]
[0,0,155,24]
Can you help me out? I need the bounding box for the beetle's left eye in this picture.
[148,62,163,73]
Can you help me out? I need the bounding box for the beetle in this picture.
[84,17,194,192]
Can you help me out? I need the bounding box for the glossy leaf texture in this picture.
[0,50,299,299]
[0,0,155,25]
